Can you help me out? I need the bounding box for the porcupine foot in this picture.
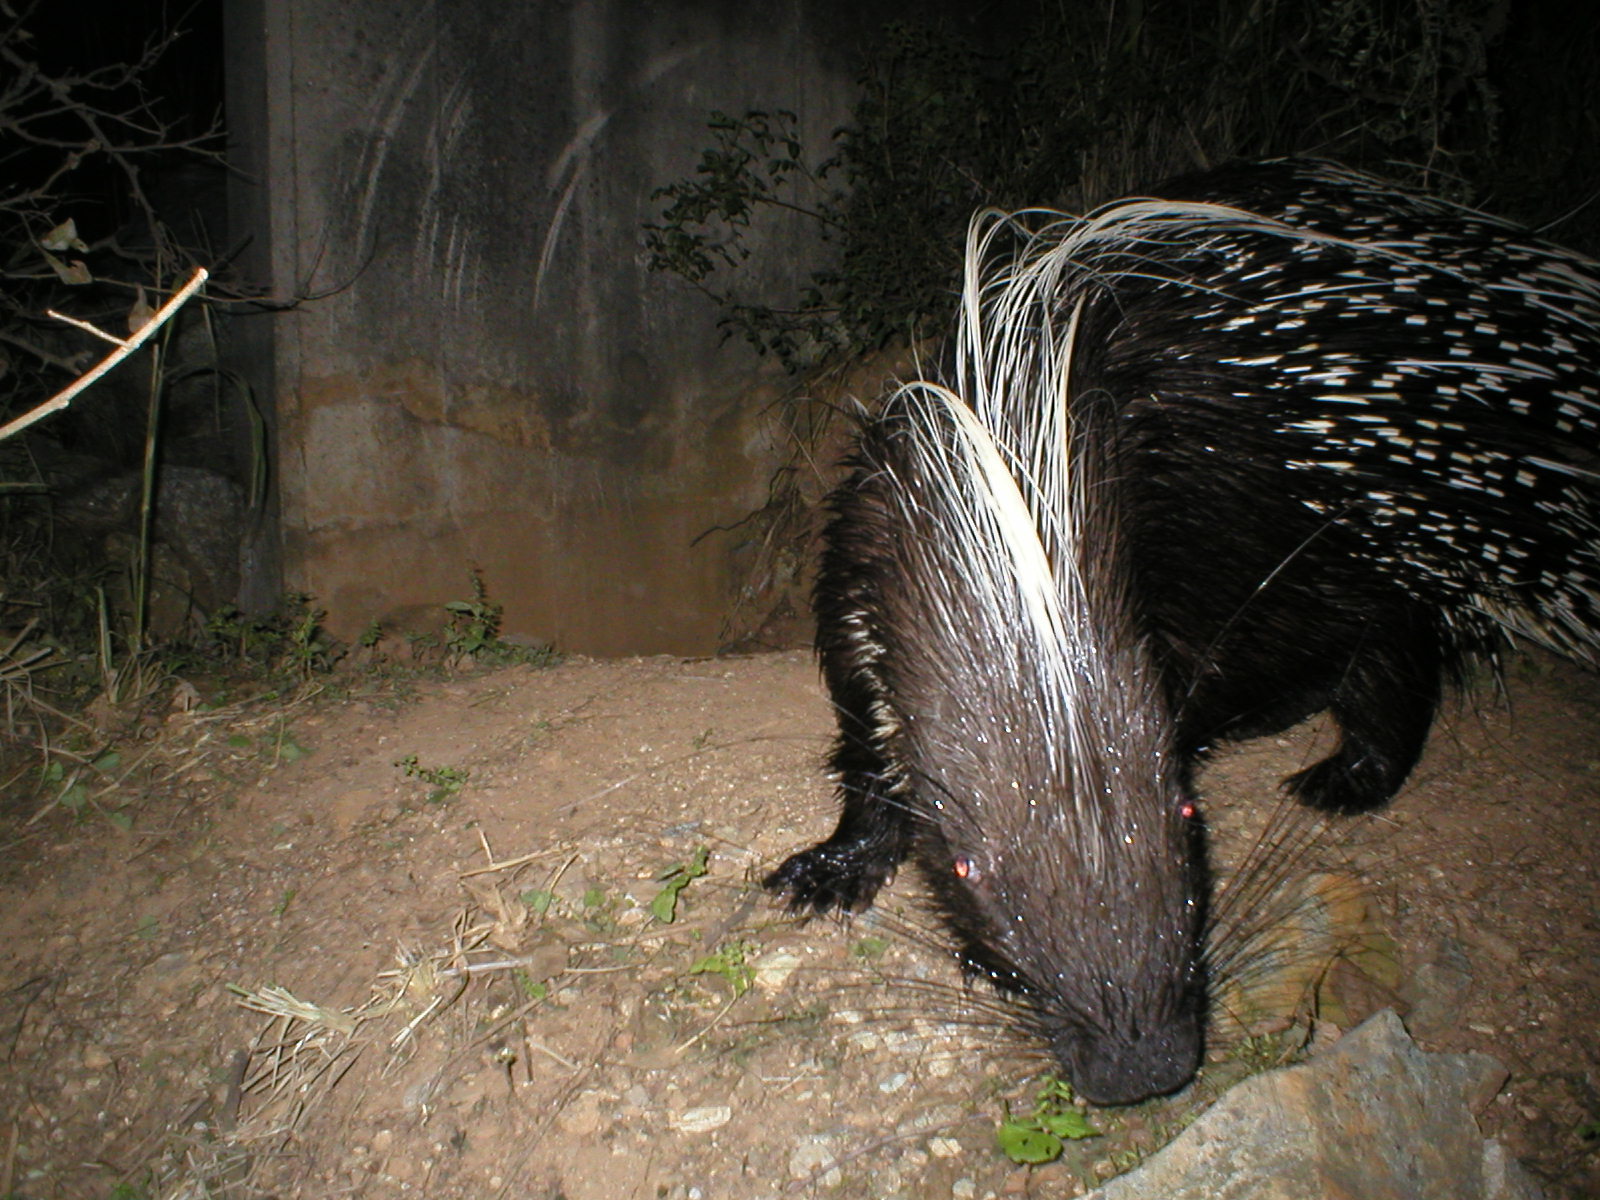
[765,762,912,914]
[764,836,899,914]
[1284,744,1419,815]
[1281,631,1440,814]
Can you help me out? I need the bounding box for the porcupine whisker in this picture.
[1207,808,1379,992]
[1211,803,1333,922]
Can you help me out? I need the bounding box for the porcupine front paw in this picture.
[764,842,896,914]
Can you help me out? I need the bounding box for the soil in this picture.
[1,647,1597,1200]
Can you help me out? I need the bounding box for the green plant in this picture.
[394,754,468,804]
[850,934,889,960]
[513,969,549,1001]
[442,570,504,662]
[996,1076,1099,1165]
[441,570,556,668]
[650,845,710,923]
[203,594,340,679]
[286,599,337,679]
[647,3,1553,379]
[645,109,846,369]
[689,940,755,998]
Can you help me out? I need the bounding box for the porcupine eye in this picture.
[953,854,979,881]
[1179,801,1197,820]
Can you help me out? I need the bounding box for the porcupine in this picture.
[765,158,1600,1105]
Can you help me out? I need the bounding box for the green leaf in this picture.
[513,970,548,1001]
[1042,1110,1096,1139]
[997,1122,1061,1164]
[851,935,889,959]
[689,941,754,997]
[650,845,710,924]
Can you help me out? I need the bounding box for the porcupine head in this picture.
[869,377,1207,1106]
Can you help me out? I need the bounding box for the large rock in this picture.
[1088,1010,1544,1200]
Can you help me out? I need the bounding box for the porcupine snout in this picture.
[1050,1014,1203,1106]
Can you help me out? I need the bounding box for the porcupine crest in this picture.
[848,209,1232,1104]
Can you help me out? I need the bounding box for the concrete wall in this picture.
[228,0,910,654]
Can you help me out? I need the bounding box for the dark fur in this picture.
[767,159,1600,1104]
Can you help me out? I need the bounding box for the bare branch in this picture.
[0,265,208,442]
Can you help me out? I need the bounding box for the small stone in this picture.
[752,949,802,991]
[555,1093,604,1137]
[928,1136,963,1158]
[673,1106,732,1133]
[788,1134,841,1184]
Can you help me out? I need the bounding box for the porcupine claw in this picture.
[764,841,896,915]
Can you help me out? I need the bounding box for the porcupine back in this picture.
[775,158,1600,1105]
[1072,159,1600,802]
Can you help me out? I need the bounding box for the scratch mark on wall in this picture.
[534,168,586,311]
[418,78,478,314]
[349,7,440,261]
[532,43,705,312]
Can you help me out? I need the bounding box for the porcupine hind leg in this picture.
[1282,605,1445,815]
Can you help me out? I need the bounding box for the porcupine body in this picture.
[766,158,1600,1105]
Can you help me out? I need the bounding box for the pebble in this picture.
[673,1106,732,1133]
[788,1134,842,1186]
[752,949,802,990]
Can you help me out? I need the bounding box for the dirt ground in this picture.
[1,647,1597,1199]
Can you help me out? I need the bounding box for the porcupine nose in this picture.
[1054,1013,1203,1106]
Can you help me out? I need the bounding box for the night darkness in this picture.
[1,4,1600,1198]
